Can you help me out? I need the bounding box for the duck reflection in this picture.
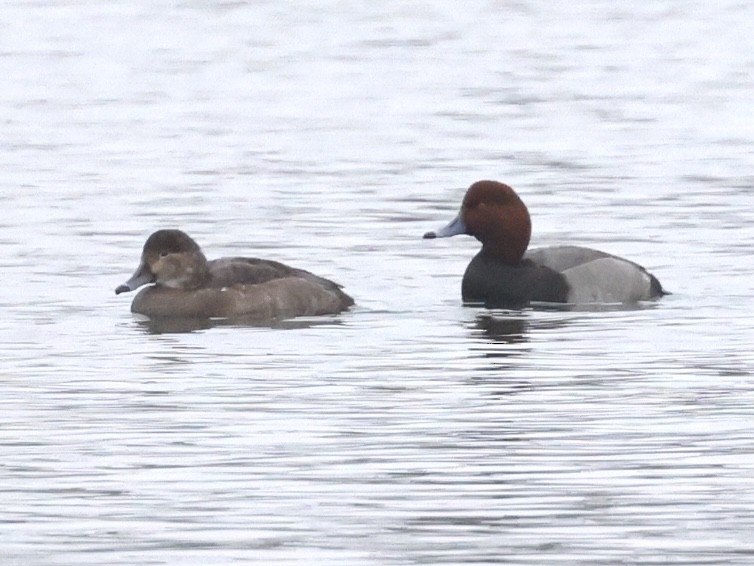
[472,312,529,345]
[467,309,573,363]
[135,315,350,335]
[467,300,659,365]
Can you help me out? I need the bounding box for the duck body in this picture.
[425,181,666,307]
[116,230,353,319]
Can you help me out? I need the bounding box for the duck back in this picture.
[208,257,346,292]
[526,245,665,301]
[525,246,615,272]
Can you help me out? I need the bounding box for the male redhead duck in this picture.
[115,229,354,319]
[424,180,666,306]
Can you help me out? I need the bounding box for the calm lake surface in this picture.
[2,1,754,564]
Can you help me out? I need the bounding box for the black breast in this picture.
[461,253,569,307]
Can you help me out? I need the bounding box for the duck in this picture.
[423,180,666,306]
[115,229,354,319]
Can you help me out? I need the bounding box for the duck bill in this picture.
[115,259,155,295]
[423,213,467,239]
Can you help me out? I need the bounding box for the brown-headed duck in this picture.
[424,180,666,307]
[115,229,353,319]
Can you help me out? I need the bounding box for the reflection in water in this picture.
[471,312,529,345]
[533,301,666,313]
[135,314,351,335]
[469,309,578,347]
[469,301,661,350]
[461,312,535,397]
[136,316,216,334]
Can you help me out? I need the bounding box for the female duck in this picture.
[424,180,666,306]
[115,229,354,319]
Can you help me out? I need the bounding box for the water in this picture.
[2,0,754,564]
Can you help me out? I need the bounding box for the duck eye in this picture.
[160,251,170,258]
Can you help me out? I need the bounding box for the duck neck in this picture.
[480,243,526,265]
[184,258,211,289]
[478,211,531,265]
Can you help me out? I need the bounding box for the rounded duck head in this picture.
[423,180,532,265]
[115,229,209,294]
